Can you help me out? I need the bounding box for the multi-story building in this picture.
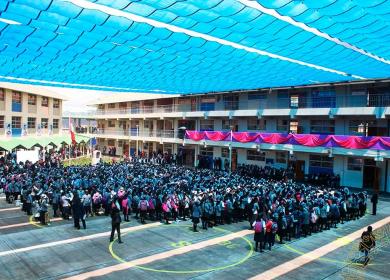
[79,79,390,192]
[0,82,64,139]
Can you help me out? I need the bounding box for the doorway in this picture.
[294,160,305,181]
[363,159,380,191]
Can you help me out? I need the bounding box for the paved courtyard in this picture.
[0,195,389,280]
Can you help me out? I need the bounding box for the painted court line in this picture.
[0,217,63,230]
[0,207,20,212]
[62,217,390,280]
[62,229,253,280]
[0,222,160,257]
[249,216,390,280]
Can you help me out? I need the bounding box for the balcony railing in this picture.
[78,129,177,139]
[81,93,390,116]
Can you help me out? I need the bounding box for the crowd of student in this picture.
[0,151,369,250]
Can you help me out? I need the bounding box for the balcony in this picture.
[89,93,390,116]
[78,129,177,139]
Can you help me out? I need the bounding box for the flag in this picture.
[69,117,76,145]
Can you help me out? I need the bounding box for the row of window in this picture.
[0,90,60,108]
[198,119,383,136]
[245,151,364,172]
[0,116,59,129]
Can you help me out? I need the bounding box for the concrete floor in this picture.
[0,196,389,280]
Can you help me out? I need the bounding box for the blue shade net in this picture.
[0,0,389,94]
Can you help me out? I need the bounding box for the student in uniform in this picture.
[253,217,266,252]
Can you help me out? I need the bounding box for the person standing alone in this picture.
[371,193,378,215]
[110,196,123,243]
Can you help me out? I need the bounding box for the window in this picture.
[53,119,59,129]
[107,139,115,146]
[12,91,22,112]
[0,88,4,101]
[108,120,116,128]
[248,93,266,100]
[98,104,104,110]
[199,147,213,156]
[289,120,299,134]
[309,155,333,168]
[200,96,216,111]
[0,116,4,128]
[349,120,372,136]
[28,94,36,105]
[311,90,336,108]
[290,95,299,108]
[222,119,238,131]
[247,150,265,161]
[27,117,36,129]
[277,119,289,132]
[119,102,127,109]
[12,91,21,103]
[247,118,266,130]
[221,148,229,158]
[223,94,239,110]
[276,151,287,164]
[310,120,335,134]
[53,99,60,108]
[41,118,48,129]
[12,116,21,128]
[108,103,116,109]
[347,158,363,171]
[41,97,49,107]
[199,119,214,131]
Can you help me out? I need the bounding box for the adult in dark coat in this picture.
[72,191,82,229]
[371,193,378,215]
[110,196,123,243]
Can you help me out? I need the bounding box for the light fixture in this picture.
[375,150,384,162]
[256,145,260,152]
[327,148,333,158]
[203,141,207,148]
[289,149,294,155]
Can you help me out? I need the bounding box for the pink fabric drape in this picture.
[185,131,390,150]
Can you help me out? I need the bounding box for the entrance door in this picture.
[231,149,237,171]
[363,164,380,191]
[294,160,305,181]
[123,143,129,157]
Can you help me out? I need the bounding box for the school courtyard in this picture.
[0,194,389,280]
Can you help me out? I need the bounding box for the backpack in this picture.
[148,198,155,210]
[140,200,148,211]
[272,222,278,234]
[254,221,263,233]
[282,218,287,230]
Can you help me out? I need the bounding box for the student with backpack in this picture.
[277,212,287,244]
[265,218,276,250]
[252,217,266,252]
[138,196,149,224]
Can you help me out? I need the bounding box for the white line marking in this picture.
[0,222,160,257]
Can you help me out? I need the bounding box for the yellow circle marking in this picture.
[29,215,43,228]
[109,224,254,274]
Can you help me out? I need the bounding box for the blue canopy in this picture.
[0,0,389,94]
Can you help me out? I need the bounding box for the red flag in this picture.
[69,117,76,145]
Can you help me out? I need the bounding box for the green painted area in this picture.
[0,134,90,151]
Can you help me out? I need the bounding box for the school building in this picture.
[73,79,390,192]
